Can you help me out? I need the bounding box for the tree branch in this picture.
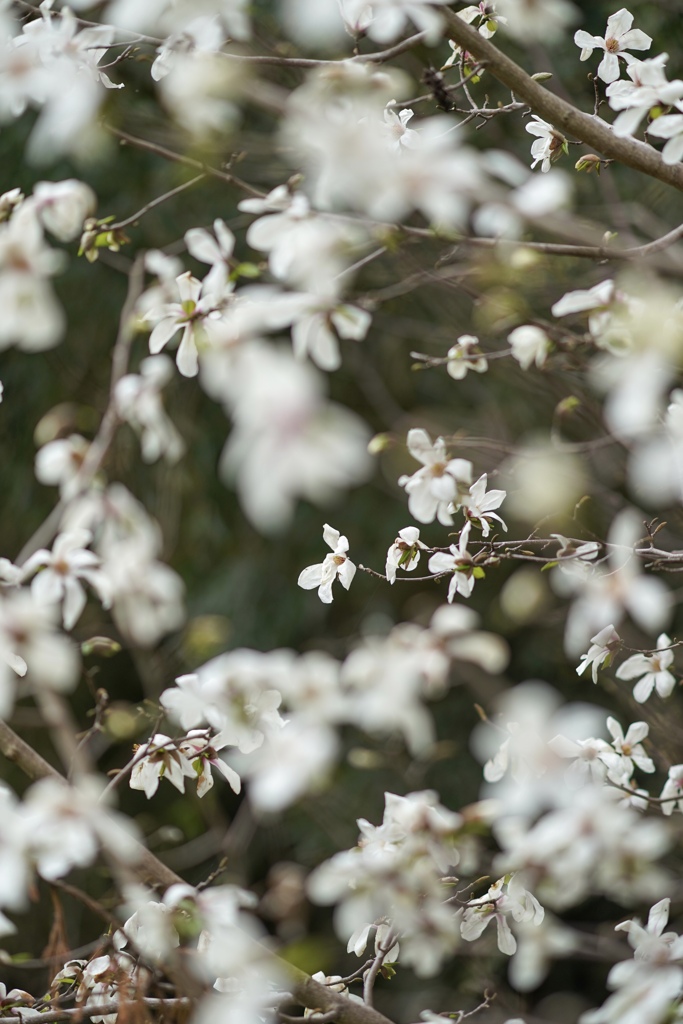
[440,10,683,193]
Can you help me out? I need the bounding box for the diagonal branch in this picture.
[440,9,683,193]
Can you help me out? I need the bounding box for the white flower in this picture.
[427,522,477,601]
[115,354,185,464]
[615,898,683,962]
[22,529,110,630]
[606,54,683,138]
[298,524,356,604]
[574,9,652,85]
[605,717,655,779]
[576,624,621,683]
[129,734,196,799]
[143,271,216,377]
[382,105,419,151]
[338,0,453,44]
[615,633,676,703]
[456,3,506,39]
[446,334,488,380]
[551,534,600,562]
[32,179,96,241]
[461,876,544,956]
[398,428,473,526]
[463,473,507,537]
[178,729,241,797]
[525,116,565,173]
[290,296,371,372]
[184,218,235,298]
[35,434,89,499]
[508,325,549,369]
[385,526,427,583]
[647,113,683,166]
[660,764,683,815]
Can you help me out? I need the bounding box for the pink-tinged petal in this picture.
[149,317,181,355]
[62,578,86,631]
[598,52,620,83]
[338,559,356,590]
[175,326,199,378]
[298,564,323,590]
[185,227,222,266]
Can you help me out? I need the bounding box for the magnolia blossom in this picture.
[647,112,683,166]
[115,355,185,463]
[446,335,488,380]
[615,898,683,962]
[463,474,507,537]
[129,734,196,799]
[606,54,683,138]
[525,116,565,173]
[615,633,676,703]
[143,271,216,377]
[385,526,427,583]
[456,2,505,39]
[179,729,241,797]
[508,325,550,370]
[660,764,683,815]
[576,625,622,684]
[398,429,473,526]
[336,0,453,44]
[460,876,545,956]
[32,179,96,241]
[35,434,89,498]
[427,522,477,601]
[298,524,356,604]
[22,529,110,630]
[382,105,419,151]
[290,297,371,372]
[184,217,235,298]
[574,9,652,84]
[605,717,655,779]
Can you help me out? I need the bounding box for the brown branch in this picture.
[440,9,683,193]
[109,173,206,231]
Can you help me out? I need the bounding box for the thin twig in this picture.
[109,174,206,231]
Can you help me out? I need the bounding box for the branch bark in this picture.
[440,10,683,193]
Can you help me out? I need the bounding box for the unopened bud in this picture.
[81,636,122,658]
[531,72,553,82]
[575,153,602,174]
[368,432,393,455]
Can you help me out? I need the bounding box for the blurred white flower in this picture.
[508,324,549,369]
[616,633,676,703]
[446,334,488,380]
[23,529,111,630]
